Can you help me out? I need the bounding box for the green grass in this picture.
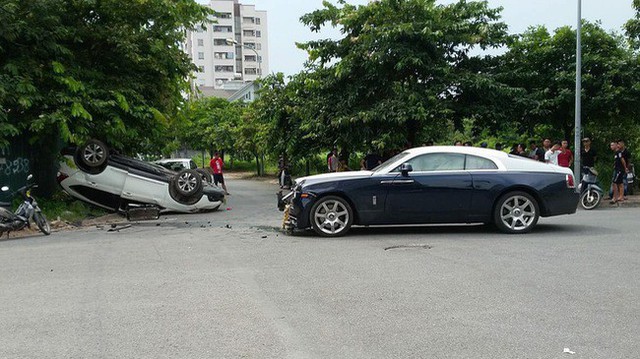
[37,191,107,223]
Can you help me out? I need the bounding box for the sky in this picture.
[201,0,636,76]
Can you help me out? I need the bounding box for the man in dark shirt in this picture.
[618,140,632,197]
[529,141,545,162]
[611,141,628,204]
[580,137,597,168]
[361,151,382,170]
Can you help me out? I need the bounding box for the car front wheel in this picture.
[493,191,539,234]
[309,196,354,237]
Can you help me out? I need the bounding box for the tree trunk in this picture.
[306,159,310,176]
[255,154,261,176]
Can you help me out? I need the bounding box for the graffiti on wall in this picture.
[1,158,31,176]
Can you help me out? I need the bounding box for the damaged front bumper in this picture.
[277,190,297,231]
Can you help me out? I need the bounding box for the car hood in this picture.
[296,171,373,186]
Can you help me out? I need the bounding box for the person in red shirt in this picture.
[209,152,229,195]
[557,140,574,168]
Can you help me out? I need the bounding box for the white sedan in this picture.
[57,140,224,213]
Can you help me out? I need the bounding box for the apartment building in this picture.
[185,0,269,91]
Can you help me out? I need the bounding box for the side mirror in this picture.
[1,186,8,192]
[27,174,33,181]
[400,163,413,177]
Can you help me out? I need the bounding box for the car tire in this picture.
[75,139,109,174]
[172,169,203,198]
[493,191,539,234]
[196,168,213,184]
[168,183,201,206]
[309,195,354,237]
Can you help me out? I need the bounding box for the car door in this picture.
[384,153,473,224]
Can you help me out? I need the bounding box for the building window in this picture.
[244,42,256,49]
[215,12,232,19]
[198,52,205,60]
[196,25,205,33]
[243,17,255,24]
[255,18,261,25]
[256,30,261,38]
[244,68,257,75]
[215,65,234,72]
[214,52,234,60]
[213,25,232,33]
[214,38,229,46]
[198,66,205,72]
[257,55,262,62]
[243,30,255,37]
[256,43,262,50]
[197,39,204,46]
[244,55,257,62]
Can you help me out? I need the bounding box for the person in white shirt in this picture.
[545,141,562,165]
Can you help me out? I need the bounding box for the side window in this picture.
[190,161,197,169]
[465,155,498,170]
[402,153,465,172]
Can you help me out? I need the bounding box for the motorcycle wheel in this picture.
[34,212,51,235]
[580,190,601,210]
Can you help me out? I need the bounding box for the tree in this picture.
[626,0,640,49]
[296,0,509,152]
[493,22,639,142]
[0,0,212,153]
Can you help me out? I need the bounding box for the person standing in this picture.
[545,142,562,165]
[361,151,382,170]
[611,141,628,204]
[557,140,574,168]
[618,139,631,198]
[580,137,597,168]
[210,152,229,195]
[327,150,338,172]
[529,141,545,162]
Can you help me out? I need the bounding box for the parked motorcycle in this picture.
[0,175,51,237]
[579,167,604,210]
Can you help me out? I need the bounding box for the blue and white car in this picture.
[279,146,580,236]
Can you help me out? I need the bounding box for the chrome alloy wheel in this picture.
[83,143,105,165]
[313,200,350,235]
[177,171,198,193]
[499,195,537,231]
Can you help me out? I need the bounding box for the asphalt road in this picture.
[1,178,639,358]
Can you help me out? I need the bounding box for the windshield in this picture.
[373,152,411,173]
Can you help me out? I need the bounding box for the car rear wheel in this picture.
[494,191,539,234]
[310,196,353,237]
[75,139,109,174]
[172,169,203,198]
[196,168,213,184]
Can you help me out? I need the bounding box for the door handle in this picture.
[392,179,415,184]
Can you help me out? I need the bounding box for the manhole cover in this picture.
[384,244,433,251]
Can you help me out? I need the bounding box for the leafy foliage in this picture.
[294,0,510,151]
[0,0,212,153]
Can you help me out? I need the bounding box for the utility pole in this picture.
[574,0,582,182]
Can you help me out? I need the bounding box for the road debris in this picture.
[563,348,576,355]
[107,224,132,232]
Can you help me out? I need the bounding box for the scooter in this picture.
[579,167,604,210]
[0,175,51,237]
